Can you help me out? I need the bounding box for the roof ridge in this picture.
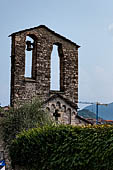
[9,25,80,48]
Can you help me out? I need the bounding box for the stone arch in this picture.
[51,104,56,112]
[56,101,61,109]
[62,105,66,112]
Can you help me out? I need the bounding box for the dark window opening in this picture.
[51,104,56,112]
[50,43,64,91]
[62,105,66,112]
[56,101,61,109]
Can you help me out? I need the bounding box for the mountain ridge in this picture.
[82,102,113,120]
[78,108,102,119]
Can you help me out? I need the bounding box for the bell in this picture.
[26,40,34,51]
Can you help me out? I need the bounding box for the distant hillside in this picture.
[84,102,113,120]
[78,109,101,119]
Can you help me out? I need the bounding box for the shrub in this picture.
[10,125,113,170]
[2,98,52,145]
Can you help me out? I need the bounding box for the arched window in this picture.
[25,36,33,77]
[25,35,36,79]
[62,105,66,112]
[51,104,55,112]
[56,101,61,109]
[50,43,64,91]
[50,45,60,90]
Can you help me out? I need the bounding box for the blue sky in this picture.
[0,0,113,108]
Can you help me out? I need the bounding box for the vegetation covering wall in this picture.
[10,125,113,170]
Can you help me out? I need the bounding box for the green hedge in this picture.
[10,125,113,170]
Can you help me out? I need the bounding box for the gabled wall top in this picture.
[9,25,80,48]
[44,94,78,110]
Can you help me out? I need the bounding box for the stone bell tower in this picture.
[10,25,79,107]
[9,25,92,125]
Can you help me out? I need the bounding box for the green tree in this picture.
[2,98,52,145]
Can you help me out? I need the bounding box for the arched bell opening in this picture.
[50,43,64,91]
[25,34,37,79]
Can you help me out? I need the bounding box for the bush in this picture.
[10,125,113,170]
[2,98,52,145]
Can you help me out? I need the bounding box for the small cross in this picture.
[53,109,60,121]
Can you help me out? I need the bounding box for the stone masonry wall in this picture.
[10,26,79,107]
[44,96,77,125]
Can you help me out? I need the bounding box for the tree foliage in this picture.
[10,124,113,170]
[2,98,52,145]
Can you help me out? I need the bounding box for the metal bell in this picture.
[26,40,34,51]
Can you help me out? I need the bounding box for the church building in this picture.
[9,25,90,126]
